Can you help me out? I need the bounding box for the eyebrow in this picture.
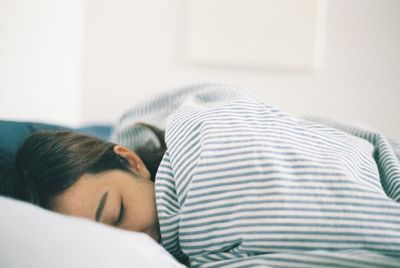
[95,191,109,222]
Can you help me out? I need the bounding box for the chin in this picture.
[147,227,161,243]
[151,231,161,243]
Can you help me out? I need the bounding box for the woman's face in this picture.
[52,146,160,242]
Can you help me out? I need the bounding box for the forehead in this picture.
[52,173,109,219]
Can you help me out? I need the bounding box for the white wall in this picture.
[0,0,84,126]
[82,0,400,136]
[1,0,399,136]
[185,0,323,71]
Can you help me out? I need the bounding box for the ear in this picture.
[113,145,151,180]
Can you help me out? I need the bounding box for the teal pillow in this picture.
[0,120,111,168]
[0,121,67,167]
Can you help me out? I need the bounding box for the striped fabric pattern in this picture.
[153,87,400,267]
[111,84,243,152]
[112,84,400,267]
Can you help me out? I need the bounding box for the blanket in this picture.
[112,84,400,267]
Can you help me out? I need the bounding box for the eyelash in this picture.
[114,200,125,226]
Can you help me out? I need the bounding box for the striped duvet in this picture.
[112,84,400,267]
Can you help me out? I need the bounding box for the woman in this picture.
[1,126,165,242]
[2,84,400,267]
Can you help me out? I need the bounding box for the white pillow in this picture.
[0,196,185,268]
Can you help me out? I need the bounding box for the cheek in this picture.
[123,189,157,232]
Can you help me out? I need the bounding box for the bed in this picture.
[1,84,400,267]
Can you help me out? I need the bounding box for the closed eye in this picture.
[114,200,125,226]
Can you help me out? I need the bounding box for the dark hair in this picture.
[133,123,167,180]
[0,128,166,210]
